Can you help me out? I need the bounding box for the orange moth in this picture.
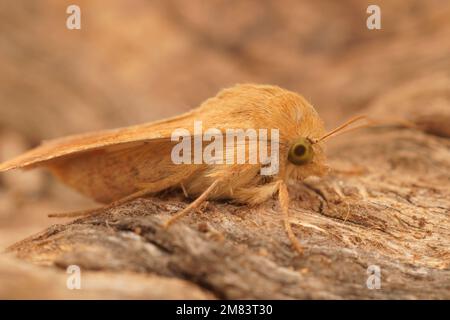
[0,84,367,255]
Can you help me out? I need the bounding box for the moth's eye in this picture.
[288,138,314,165]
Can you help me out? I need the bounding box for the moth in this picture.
[0,84,367,254]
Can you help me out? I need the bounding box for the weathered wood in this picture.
[0,255,213,299]
[5,123,450,299]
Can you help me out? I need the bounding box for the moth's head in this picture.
[265,91,329,180]
[283,109,328,181]
[284,136,328,181]
[277,93,369,182]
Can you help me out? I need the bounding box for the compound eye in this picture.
[288,138,314,165]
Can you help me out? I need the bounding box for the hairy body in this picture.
[0,84,332,254]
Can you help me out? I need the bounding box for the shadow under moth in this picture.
[0,84,369,255]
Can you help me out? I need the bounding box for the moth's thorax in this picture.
[198,84,326,140]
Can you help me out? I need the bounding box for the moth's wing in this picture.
[0,110,205,203]
[0,110,199,172]
[48,139,202,203]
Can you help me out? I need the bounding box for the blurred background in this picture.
[1,0,450,248]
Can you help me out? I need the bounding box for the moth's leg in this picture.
[277,180,304,255]
[180,182,189,198]
[163,179,220,228]
[234,180,304,254]
[48,187,157,218]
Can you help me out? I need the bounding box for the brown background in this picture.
[0,0,449,299]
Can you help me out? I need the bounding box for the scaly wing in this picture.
[0,108,202,171]
[47,139,202,203]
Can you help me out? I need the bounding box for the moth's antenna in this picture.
[313,115,372,144]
